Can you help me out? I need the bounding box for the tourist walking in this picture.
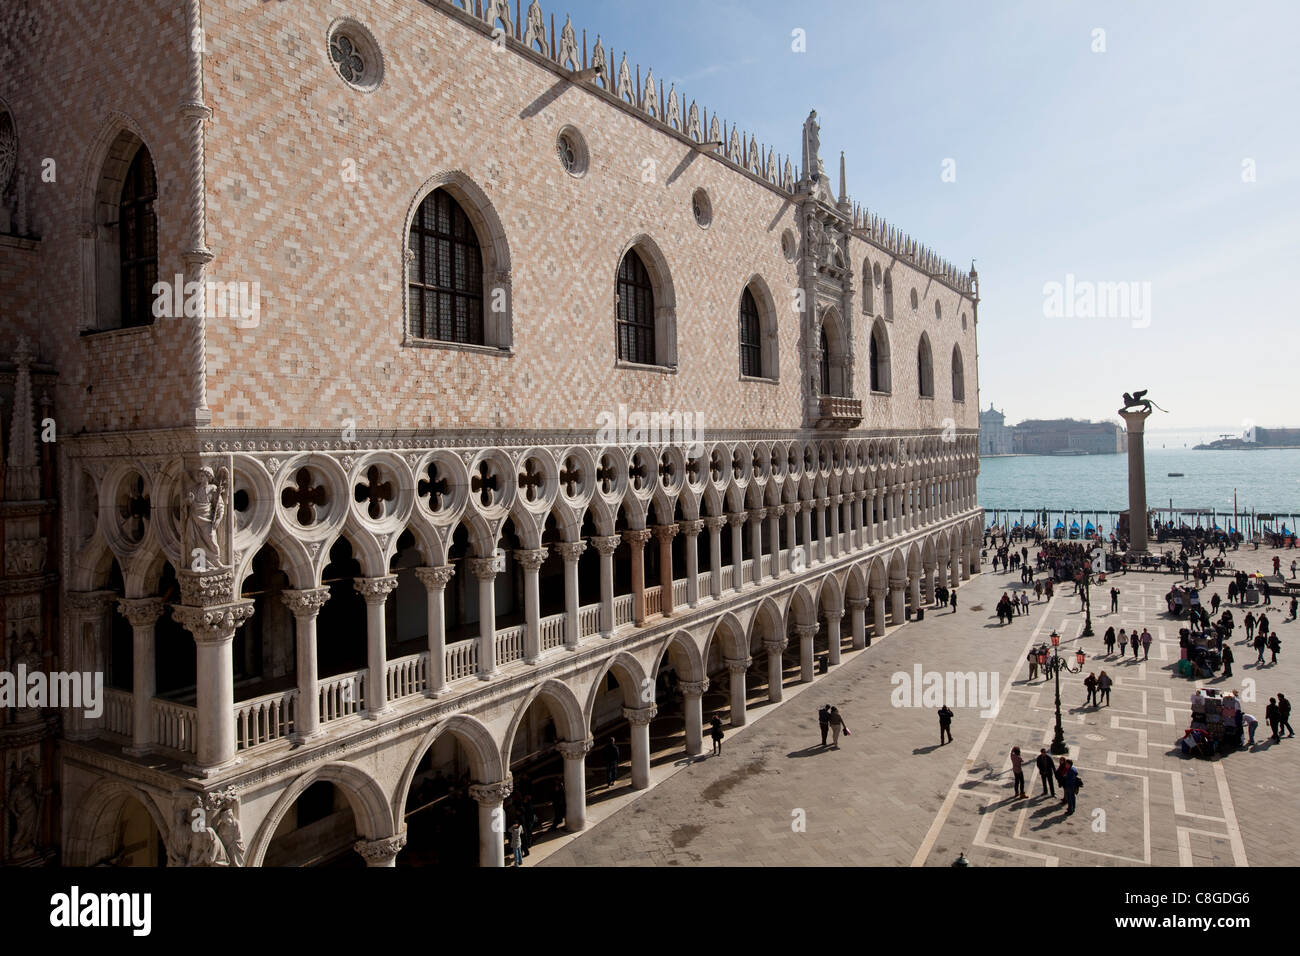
[1083,672,1098,707]
[938,704,954,745]
[1245,612,1256,641]
[828,706,846,747]
[1104,626,1116,656]
[1021,591,1030,616]
[1211,593,1221,614]
[710,715,724,755]
[1291,560,1297,579]
[1268,632,1281,665]
[1061,760,1081,816]
[1259,613,1270,638]
[1289,597,1298,622]
[1027,648,1039,681]
[818,704,831,747]
[603,737,620,786]
[1097,670,1112,706]
[1255,632,1267,663]
[1221,644,1234,678]
[1266,698,1281,741]
[1279,693,1295,738]
[1129,630,1140,659]
[1141,629,1152,660]
[1035,580,1044,602]
[1035,748,1056,796]
[1010,746,1027,798]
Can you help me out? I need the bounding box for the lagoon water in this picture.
[977,448,1300,518]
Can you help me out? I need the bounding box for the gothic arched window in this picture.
[739,287,762,377]
[820,325,832,395]
[952,345,965,402]
[617,249,656,365]
[918,334,934,398]
[408,189,484,345]
[869,318,891,393]
[118,147,158,329]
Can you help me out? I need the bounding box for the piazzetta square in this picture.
[0,0,1294,937]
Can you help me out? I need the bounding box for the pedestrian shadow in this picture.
[976,794,1021,812]
[786,745,830,758]
[912,744,944,755]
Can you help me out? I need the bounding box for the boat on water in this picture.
[1168,472,1184,477]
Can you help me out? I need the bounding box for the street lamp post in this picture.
[1048,630,1088,756]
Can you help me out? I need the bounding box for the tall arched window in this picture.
[952,345,965,402]
[819,325,832,395]
[917,334,934,398]
[118,147,158,330]
[883,269,894,320]
[617,249,656,365]
[862,259,874,314]
[738,287,762,377]
[408,189,484,344]
[869,318,891,393]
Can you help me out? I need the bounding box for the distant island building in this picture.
[979,409,1127,456]
[1196,427,1300,450]
[980,404,1014,455]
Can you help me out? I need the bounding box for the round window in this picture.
[556,126,589,177]
[782,229,797,261]
[692,188,712,228]
[327,19,384,92]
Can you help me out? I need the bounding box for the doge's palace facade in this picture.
[0,0,982,866]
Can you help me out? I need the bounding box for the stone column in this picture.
[801,500,815,569]
[961,547,972,581]
[623,528,652,626]
[590,535,620,638]
[679,680,709,755]
[764,638,788,702]
[1120,407,1153,552]
[554,541,586,648]
[922,564,935,604]
[413,566,454,696]
[825,607,843,665]
[172,596,255,774]
[117,597,167,755]
[727,512,746,592]
[875,489,885,540]
[909,574,922,617]
[355,575,399,714]
[280,587,330,741]
[679,519,703,607]
[354,832,407,868]
[828,496,841,558]
[652,524,678,616]
[514,547,547,663]
[796,622,818,682]
[870,588,887,643]
[749,510,764,585]
[63,590,117,740]
[784,503,798,571]
[815,498,829,563]
[468,779,512,868]
[704,516,725,599]
[890,578,907,624]
[556,738,592,830]
[936,556,949,592]
[848,597,868,649]
[767,506,782,579]
[465,558,499,679]
[624,705,657,789]
[726,658,751,725]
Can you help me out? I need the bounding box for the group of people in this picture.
[1009,747,1082,815]
[996,590,1029,623]
[1102,625,1152,659]
[816,705,852,748]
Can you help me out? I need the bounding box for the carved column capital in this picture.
[726,657,752,674]
[870,586,889,600]
[763,638,789,654]
[678,678,709,697]
[468,779,514,806]
[749,508,767,522]
[65,589,119,614]
[554,540,588,562]
[413,565,456,590]
[353,575,399,603]
[726,512,747,528]
[556,737,594,760]
[622,705,658,725]
[703,516,727,533]
[678,519,704,537]
[651,523,679,543]
[465,557,500,581]
[117,596,168,628]
[589,535,622,556]
[847,597,869,612]
[353,831,407,864]
[794,623,819,639]
[818,497,831,509]
[280,587,330,618]
[622,528,652,547]
[513,547,548,572]
[171,601,255,645]
[801,500,815,513]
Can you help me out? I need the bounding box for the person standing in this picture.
[1097,670,1112,706]
[1268,631,1281,665]
[509,822,524,867]
[1279,693,1295,738]
[1110,587,1120,612]
[1255,631,1267,663]
[1245,612,1256,641]
[828,706,845,748]
[950,588,958,613]
[1104,626,1116,656]
[1291,559,1297,579]
[1266,698,1281,741]
[604,736,620,787]
[1021,591,1030,616]
[938,704,954,745]
[1211,593,1221,614]
[1035,748,1056,796]
[1010,746,1027,798]
[710,715,724,755]
[1083,672,1098,707]
[818,704,831,747]
[1027,648,1039,681]
[1140,629,1152,660]
[1289,597,1298,622]
[1221,643,1234,678]
[1061,759,1081,816]
[1242,712,1259,746]
[520,795,536,857]
[551,777,566,831]
[1129,630,1140,659]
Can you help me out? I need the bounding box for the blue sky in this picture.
[549,0,1300,432]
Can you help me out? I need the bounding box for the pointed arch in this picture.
[917,332,934,398]
[951,345,965,402]
[738,274,779,381]
[614,233,677,368]
[819,306,849,397]
[869,317,892,393]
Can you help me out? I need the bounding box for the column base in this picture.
[477,670,498,681]
[182,755,244,778]
[365,706,394,719]
[424,687,446,700]
[123,744,156,758]
[292,730,324,746]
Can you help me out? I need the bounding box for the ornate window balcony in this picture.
[815,395,863,428]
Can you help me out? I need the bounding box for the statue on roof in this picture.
[802,110,832,202]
